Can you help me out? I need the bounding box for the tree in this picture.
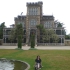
[43,29,59,43]
[0,22,6,39]
[51,34,59,43]
[65,34,70,39]
[9,28,16,42]
[16,24,23,48]
[54,20,64,27]
[36,24,59,43]
[30,34,35,48]
[57,22,63,27]
[9,23,24,49]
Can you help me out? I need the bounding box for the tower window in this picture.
[28,8,38,15]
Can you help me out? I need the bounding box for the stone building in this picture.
[3,1,65,46]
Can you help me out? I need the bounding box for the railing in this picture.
[2,43,26,46]
[2,43,65,46]
[37,43,65,46]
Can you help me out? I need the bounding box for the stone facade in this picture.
[3,1,65,46]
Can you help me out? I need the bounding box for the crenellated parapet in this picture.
[14,15,26,21]
[26,1,43,6]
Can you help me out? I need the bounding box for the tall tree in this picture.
[30,34,35,48]
[9,23,24,49]
[16,24,23,49]
[0,22,6,39]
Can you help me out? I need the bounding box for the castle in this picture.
[3,1,65,46]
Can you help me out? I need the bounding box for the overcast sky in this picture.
[0,0,70,34]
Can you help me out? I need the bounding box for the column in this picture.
[61,38,62,45]
[5,38,6,43]
[61,29,62,35]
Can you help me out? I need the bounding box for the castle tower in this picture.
[26,1,43,45]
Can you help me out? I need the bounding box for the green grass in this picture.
[0,49,70,70]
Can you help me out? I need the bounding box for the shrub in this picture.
[30,34,35,48]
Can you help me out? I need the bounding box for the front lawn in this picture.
[0,49,70,70]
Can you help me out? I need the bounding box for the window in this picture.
[29,19,37,27]
[28,8,38,15]
[18,22,25,27]
[22,22,25,27]
[44,21,52,28]
[56,30,61,35]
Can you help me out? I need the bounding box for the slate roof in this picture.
[42,15,54,20]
